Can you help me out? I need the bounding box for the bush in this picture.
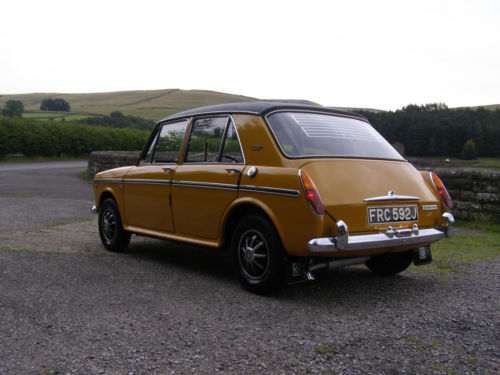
[0,117,149,158]
[78,111,154,130]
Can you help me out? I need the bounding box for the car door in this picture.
[171,116,244,239]
[122,119,188,233]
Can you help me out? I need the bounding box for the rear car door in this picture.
[171,116,244,239]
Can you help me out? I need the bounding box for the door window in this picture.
[185,117,243,163]
[144,119,188,163]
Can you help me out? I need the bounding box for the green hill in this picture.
[0,89,262,121]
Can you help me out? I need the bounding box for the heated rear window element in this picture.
[266,112,404,160]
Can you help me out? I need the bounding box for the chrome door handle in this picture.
[163,167,174,174]
[225,168,241,175]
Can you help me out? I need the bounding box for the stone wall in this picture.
[431,168,500,222]
[88,151,500,222]
[87,151,141,178]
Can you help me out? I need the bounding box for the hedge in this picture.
[0,117,149,157]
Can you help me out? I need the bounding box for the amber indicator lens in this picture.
[431,173,453,209]
[299,170,325,216]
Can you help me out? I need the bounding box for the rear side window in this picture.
[266,112,403,160]
[185,117,244,163]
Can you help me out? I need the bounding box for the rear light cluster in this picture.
[299,170,325,216]
[431,172,453,209]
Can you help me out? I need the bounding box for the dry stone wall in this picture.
[431,168,500,222]
[87,151,141,178]
[88,151,500,222]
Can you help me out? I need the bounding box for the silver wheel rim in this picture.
[238,229,270,280]
[101,208,117,242]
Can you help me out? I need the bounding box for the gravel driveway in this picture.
[0,163,498,375]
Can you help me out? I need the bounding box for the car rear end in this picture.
[265,109,454,276]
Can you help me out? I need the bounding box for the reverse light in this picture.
[431,172,453,209]
[299,170,325,216]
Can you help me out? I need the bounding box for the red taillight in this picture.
[299,170,325,216]
[431,172,453,209]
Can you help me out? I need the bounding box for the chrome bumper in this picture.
[307,213,454,253]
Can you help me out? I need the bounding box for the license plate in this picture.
[367,205,418,224]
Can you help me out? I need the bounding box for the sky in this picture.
[1,0,499,110]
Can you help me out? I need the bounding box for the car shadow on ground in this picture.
[117,236,438,304]
[122,236,235,281]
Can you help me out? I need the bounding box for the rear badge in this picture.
[422,205,438,211]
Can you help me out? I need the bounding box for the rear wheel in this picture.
[231,215,285,294]
[365,250,413,276]
[98,198,131,252]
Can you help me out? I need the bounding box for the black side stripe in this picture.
[96,179,300,197]
[93,179,123,184]
[239,185,300,197]
[172,181,238,191]
[123,179,171,185]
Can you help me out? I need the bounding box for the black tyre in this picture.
[98,198,131,252]
[231,215,285,294]
[365,250,414,276]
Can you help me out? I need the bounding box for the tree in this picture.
[461,138,477,160]
[40,98,71,112]
[1,100,24,117]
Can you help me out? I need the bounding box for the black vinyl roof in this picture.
[158,101,367,123]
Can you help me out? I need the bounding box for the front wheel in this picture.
[365,250,414,276]
[98,198,131,252]
[231,215,285,294]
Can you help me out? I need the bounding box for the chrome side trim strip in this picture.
[96,178,300,197]
[172,181,238,191]
[239,185,300,197]
[93,179,123,184]
[123,179,171,186]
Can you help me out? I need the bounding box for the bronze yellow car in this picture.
[92,102,454,294]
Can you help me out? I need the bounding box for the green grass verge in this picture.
[410,220,500,274]
[467,158,500,169]
[413,157,500,169]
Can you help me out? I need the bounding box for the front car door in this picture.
[122,119,189,233]
[171,116,244,239]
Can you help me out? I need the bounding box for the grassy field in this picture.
[410,221,500,274]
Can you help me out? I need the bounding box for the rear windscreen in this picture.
[266,112,404,160]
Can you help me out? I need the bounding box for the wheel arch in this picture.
[221,198,283,250]
[99,190,117,206]
[97,188,127,227]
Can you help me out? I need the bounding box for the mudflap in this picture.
[284,257,310,285]
[413,246,432,266]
